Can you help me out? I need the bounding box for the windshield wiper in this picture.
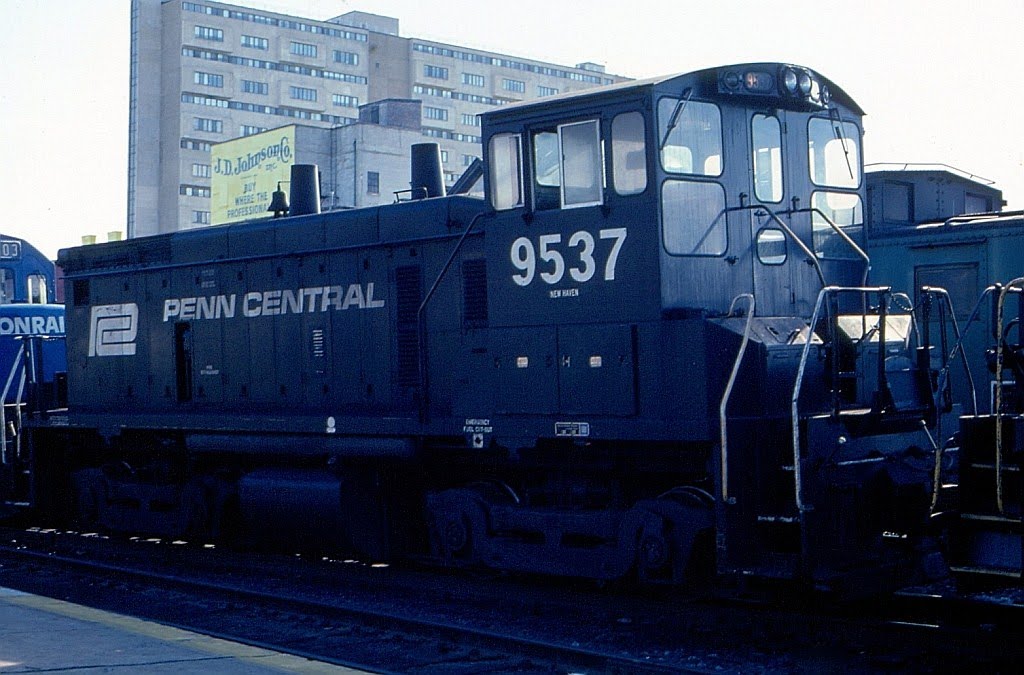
[828,105,855,181]
[659,87,693,150]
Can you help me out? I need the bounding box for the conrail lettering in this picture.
[162,283,385,322]
[0,315,65,335]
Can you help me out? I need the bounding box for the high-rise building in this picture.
[129,0,627,238]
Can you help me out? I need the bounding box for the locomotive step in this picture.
[968,463,1021,472]
[950,565,1022,580]
[960,513,1023,531]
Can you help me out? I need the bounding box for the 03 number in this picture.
[510,228,627,287]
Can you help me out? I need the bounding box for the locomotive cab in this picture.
[477,65,953,589]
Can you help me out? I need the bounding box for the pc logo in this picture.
[88,303,139,357]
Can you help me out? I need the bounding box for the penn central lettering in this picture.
[162,284,385,322]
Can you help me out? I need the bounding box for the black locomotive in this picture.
[19,63,969,592]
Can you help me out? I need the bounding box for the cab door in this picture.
[748,111,800,316]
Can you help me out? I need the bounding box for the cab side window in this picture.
[612,111,647,196]
[489,133,524,210]
[531,119,604,211]
[0,268,13,304]
[559,120,603,208]
[27,273,48,304]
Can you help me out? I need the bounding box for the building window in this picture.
[332,94,359,107]
[290,41,317,58]
[462,73,484,87]
[181,138,212,151]
[193,71,223,87]
[180,184,211,197]
[463,154,478,166]
[333,50,359,65]
[424,64,448,80]
[241,80,268,95]
[367,171,380,195]
[192,210,211,225]
[424,106,448,121]
[193,117,222,133]
[461,113,480,127]
[239,125,267,137]
[240,35,268,50]
[502,78,526,93]
[192,163,211,178]
[289,86,317,102]
[194,26,223,42]
[538,85,559,97]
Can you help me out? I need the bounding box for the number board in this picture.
[0,240,22,260]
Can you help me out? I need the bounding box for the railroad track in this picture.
[0,527,685,674]
[1,525,1021,673]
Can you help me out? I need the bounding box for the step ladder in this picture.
[950,415,1023,581]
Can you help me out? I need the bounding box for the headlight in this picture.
[783,68,799,94]
[810,79,821,102]
[821,84,831,104]
[798,72,812,95]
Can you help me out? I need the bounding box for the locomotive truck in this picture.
[21,63,965,592]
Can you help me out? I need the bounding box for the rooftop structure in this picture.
[128,0,627,237]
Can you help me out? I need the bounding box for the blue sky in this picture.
[1,0,1021,258]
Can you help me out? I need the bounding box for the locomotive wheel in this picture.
[181,478,213,541]
[426,485,504,564]
[70,469,107,530]
[634,488,714,586]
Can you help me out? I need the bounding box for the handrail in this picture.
[922,286,978,416]
[932,286,1009,418]
[791,285,895,514]
[777,207,871,289]
[724,204,825,287]
[993,277,1024,515]
[417,210,493,423]
[0,343,25,465]
[864,162,996,185]
[792,288,830,513]
[718,293,755,504]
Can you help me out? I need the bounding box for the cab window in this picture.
[531,119,604,210]
[28,273,48,304]
[808,117,860,188]
[0,268,13,304]
[752,114,783,202]
[559,120,603,208]
[489,133,524,210]
[662,180,727,256]
[612,112,647,196]
[658,98,722,176]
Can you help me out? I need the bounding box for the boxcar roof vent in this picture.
[410,143,445,200]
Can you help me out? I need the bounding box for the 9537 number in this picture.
[510,228,627,287]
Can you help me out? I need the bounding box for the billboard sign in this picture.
[211,126,295,225]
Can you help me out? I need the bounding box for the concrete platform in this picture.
[0,587,364,673]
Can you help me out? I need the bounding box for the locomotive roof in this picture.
[482,62,863,122]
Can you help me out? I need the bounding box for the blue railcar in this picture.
[865,168,1024,581]
[25,64,963,591]
[0,234,65,509]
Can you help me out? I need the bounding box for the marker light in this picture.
[783,68,799,93]
[821,85,831,104]
[722,71,741,90]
